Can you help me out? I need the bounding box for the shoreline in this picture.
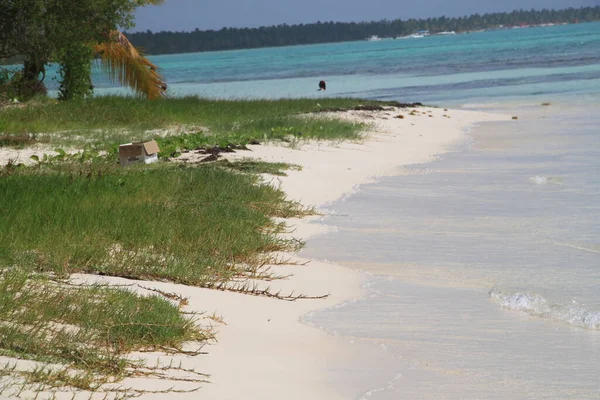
[129,106,508,399]
[2,105,509,399]
[296,100,600,399]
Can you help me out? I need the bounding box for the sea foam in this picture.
[530,175,561,185]
[489,289,600,330]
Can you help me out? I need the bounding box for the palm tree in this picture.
[94,0,167,100]
[95,31,167,100]
[1,0,168,101]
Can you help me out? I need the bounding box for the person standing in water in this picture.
[318,80,326,91]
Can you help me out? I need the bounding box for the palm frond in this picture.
[94,32,166,100]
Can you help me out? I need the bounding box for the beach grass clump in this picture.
[0,96,381,148]
[0,267,208,393]
[0,161,307,285]
[217,159,301,176]
[0,133,36,148]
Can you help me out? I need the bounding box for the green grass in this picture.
[218,159,301,176]
[0,133,36,148]
[0,267,207,393]
[0,96,387,149]
[0,159,311,394]
[0,161,308,284]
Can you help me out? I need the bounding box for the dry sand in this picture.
[0,106,508,399]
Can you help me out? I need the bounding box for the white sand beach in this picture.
[0,106,508,399]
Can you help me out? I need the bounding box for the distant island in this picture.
[126,6,600,55]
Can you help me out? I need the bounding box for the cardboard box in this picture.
[119,140,160,166]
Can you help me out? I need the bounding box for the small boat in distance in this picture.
[436,31,456,35]
[366,35,382,41]
[407,30,430,38]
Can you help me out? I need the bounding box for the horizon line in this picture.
[129,5,599,34]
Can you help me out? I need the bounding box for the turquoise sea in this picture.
[92,22,599,398]
[83,21,600,106]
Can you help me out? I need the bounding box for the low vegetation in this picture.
[0,159,309,395]
[0,96,380,149]
[0,161,308,285]
[218,159,302,176]
[0,268,208,395]
[0,95,386,396]
[0,133,36,148]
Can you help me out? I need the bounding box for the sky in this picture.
[133,0,600,32]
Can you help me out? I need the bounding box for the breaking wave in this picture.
[489,289,600,330]
[530,175,561,185]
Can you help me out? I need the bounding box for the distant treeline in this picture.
[126,7,600,55]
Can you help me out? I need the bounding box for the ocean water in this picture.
[88,22,600,398]
[63,21,600,106]
[300,99,600,398]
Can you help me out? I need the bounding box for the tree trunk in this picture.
[23,58,45,83]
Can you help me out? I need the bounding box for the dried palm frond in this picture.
[95,32,166,99]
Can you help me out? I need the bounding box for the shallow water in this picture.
[300,97,600,398]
